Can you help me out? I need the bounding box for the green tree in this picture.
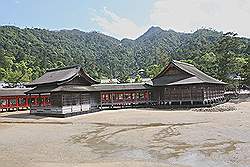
[146,64,164,78]
[134,74,142,83]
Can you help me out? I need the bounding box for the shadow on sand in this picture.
[229,96,250,104]
[1,112,45,120]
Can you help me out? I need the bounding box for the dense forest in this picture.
[0,26,249,86]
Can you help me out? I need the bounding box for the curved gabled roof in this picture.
[26,65,99,86]
[153,60,226,86]
[172,60,226,84]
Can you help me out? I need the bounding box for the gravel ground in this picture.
[0,101,250,167]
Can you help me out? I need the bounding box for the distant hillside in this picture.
[0,26,249,85]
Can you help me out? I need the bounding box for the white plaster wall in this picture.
[62,104,90,114]
[30,104,91,115]
[30,106,63,114]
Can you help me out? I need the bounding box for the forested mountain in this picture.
[0,26,249,86]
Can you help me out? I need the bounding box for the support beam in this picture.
[111,92,114,108]
[29,94,32,114]
[100,92,103,110]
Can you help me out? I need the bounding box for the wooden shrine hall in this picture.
[25,60,226,117]
[151,60,226,106]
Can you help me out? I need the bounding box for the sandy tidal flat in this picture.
[0,101,250,167]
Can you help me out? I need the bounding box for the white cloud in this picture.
[91,7,147,39]
[150,0,250,37]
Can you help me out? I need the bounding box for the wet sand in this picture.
[0,101,250,167]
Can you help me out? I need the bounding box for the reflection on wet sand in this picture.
[69,121,236,160]
[1,101,250,167]
[199,140,245,156]
[69,125,125,157]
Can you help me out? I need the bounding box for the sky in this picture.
[0,0,249,39]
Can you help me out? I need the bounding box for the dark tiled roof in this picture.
[173,61,226,84]
[153,60,226,86]
[93,83,151,91]
[0,88,32,96]
[52,85,97,92]
[26,65,98,86]
[152,75,190,86]
[25,86,58,94]
[26,83,151,94]
[167,76,204,85]
[26,85,98,94]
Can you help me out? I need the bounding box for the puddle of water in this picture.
[68,121,245,162]
[68,122,202,160]
[149,140,246,163]
[114,149,152,160]
[91,122,205,128]
[69,126,124,157]
[149,138,194,160]
[173,151,229,167]
[198,140,245,156]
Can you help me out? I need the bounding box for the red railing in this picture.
[0,95,50,111]
[101,91,150,104]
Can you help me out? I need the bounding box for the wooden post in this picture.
[190,86,192,101]
[16,96,19,111]
[158,89,160,106]
[146,90,149,105]
[111,92,114,108]
[29,94,31,115]
[38,94,41,106]
[181,87,183,101]
[70,94,73,113]
[80,94,82,112]
[100,92,103,110]
[135,91,137,104]
[123,92,125,107]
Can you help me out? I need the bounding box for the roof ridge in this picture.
[173,60,194,67]
[174,61,226,84]
[46,65,80,72]
[93,83,145,86]
[79,68,100,84]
